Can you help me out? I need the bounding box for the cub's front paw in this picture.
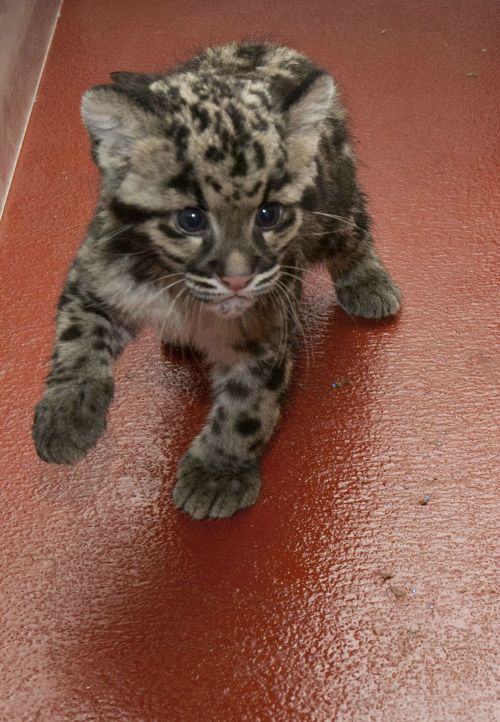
[173,452,261,520]
[336,272,401,319]
[33,379,113,464]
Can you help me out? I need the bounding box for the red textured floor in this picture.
[1,1,499,720]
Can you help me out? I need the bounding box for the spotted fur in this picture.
[33,42,401,518]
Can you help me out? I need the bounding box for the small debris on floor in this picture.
[331,378,352,390]
[381,28,387,34]
[380,571,394,582]
[431,439,443,447]
[419,494,431,505]
[410,587,417,595]
[466,71,478,78]
[390,586,406,600]
[481,48,487,52]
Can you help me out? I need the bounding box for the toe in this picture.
[208,490,241,519]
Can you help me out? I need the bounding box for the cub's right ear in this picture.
[81,84,150,146]
[81,84,160,172]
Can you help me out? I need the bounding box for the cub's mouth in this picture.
[205,295,255,318]
[183,264,282,317]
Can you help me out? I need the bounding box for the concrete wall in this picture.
[0,0,61,218]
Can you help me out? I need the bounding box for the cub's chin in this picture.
[205,296,255,318]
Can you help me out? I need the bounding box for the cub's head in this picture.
[82,63,334,317]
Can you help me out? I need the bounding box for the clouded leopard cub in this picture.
[33,42,400,519]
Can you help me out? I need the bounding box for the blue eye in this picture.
[255,202,282,229]
[176,207,208,234]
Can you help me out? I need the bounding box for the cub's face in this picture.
[82,68,333,316]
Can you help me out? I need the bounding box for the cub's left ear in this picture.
[284,70,335,136]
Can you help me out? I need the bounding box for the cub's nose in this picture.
[221,274,254,292]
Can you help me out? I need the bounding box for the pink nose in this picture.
[221,274,253,292]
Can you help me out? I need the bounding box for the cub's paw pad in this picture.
[33,380,113,464]
[336,273,401,319]
[173,453,261,520]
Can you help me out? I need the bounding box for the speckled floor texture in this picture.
[0,1,498,720]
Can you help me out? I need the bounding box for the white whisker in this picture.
[307,210,363,233]
[281,264,320,277]
[270,289,289,367]
[157,285,189,342]
[97,224,133,243]
[132,274,185,315]
[280,270,325,293]
[276,279,314,370]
